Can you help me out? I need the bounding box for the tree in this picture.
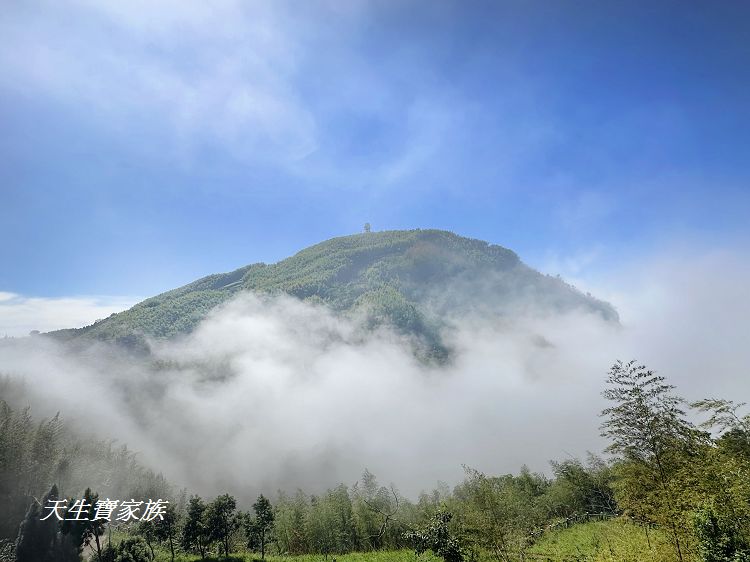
[694,504,750,562]
[307,494,338,557]
[600,360,703,562]
[364,223,371,233]
[206,494,239,557]
[15,485,80,562]
[153,503,179,562]
[15,486,58,562]
[693,398,750,458]
[361,484,401,550]
[352,470,403,550]
[327,484,358,552]
[274,490,309,555]
[136,517,157,561]
[453,466,551,562]
[303,484,359,555]
[181,495,210,559]
[100,536,151,562]
[61,488,105,561]
[246,494,275,559]
[405,508,463,562]
[548,456,617,517]
[352,470,381,549]
[689,398,750,560]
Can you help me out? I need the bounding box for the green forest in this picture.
[47,230,617,361]
[1,360,748,562]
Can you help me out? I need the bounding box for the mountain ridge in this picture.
[48,229,618,357]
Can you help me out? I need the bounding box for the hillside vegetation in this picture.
[126,523,676,562]
[3,360,749,561]
[528,519,679,561]
[48,229,617,357]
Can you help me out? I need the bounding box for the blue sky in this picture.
[1,1,749,330]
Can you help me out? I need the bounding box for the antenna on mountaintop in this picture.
[363,222,371,233]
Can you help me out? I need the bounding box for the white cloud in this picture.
[0,0,488,192]
[0,0,319,164]
[590,248,750,401]
[0,293,139,337]
[1,247,747,500]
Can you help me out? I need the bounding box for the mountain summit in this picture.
[50,229,617,357]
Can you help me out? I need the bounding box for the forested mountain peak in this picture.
[49,229,617,357]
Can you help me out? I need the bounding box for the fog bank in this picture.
[1,249,748,501]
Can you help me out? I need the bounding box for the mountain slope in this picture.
[49,229,617,356]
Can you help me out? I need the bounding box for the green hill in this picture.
[48,229,617,357]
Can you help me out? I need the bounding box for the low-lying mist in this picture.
[1,248,748,503]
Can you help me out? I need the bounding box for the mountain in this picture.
[49,229,618,358]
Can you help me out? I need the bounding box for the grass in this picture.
[91,527,438,562]
[98,520,686,562]
[526,518,683,561]
[147,548,439,562]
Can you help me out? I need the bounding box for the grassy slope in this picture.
[146,549,438,562]
[109,520,682,562]
[527,519,682,561]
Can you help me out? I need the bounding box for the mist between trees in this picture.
[1,359,748,562]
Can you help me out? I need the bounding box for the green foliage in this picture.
[148,550,437,562]
[600,360,750,562]
[15,484,77,562]
[693,399,750,433]
[273,490,309,555]
[61,487,105,559]
[136,516,158,560]
[306,486,360,556]
[693,505,750,562]
[350,471,405,551]
[271,472,408,556]
[685,399,750,561]
[547,456,617,518]
[0,399,172,542]
[351,470,384,550]
[528,518,680,561]
[205,494,240,557]
[306,493,339,556]
[50,230,617,361]
[451,466,552,560]
[600,360,704,561]
[101,536,152,562]
[404,508,463,562]
[600,360,700,463]
[136,504,180,561]
[153,502,180,562]
[181,495,210,559]
[0,402,62,540]
[245,494,275,559]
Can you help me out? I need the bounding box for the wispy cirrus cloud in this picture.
[0,0,543,193]
[0,0,320,164]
